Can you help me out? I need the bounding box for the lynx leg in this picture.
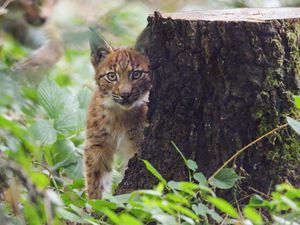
[84,146,113,199]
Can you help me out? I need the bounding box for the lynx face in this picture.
[90,31,151,110]
[96,49,151,110]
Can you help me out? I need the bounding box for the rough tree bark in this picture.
[117,8,300,198]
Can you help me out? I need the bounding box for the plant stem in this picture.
[208,123,289,182]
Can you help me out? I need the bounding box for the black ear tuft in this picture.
[89,27,113,67]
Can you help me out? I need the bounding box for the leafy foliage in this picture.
[2,2,300,224]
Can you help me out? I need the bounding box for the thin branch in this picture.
[0,157,44,202]
[248,186,270,199]
[0,0,14,16]
[208,123,289,182]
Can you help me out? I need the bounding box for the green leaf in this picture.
[77,87,92,109]
[30,171,50,189]
[165,193,189,205]
[192,203,209,216]
[143,160,167,185]
[243,207,263,225]
[152,213,177,225]
[207,197,239,219]
[0,115,34,152]
[120,213,143,225]
[29,119,57,146]
[209,168,240,189]
[61,191,85,207]
[194,172,207,186]
[64,156,84,179]
[102,208,121,224]
[38,78,65,119]
[248,195,265,207]
[54,90,81,136]
[169,203,199,220]
[23,200,45,225]
[54,107,80,136]
[38,78,82,137]
[88,200,118,211]
[168,181,198,195]
[104,193,131,205]
[57,208,84,223]
[186,159,198,171]
[171,141,187,163]
[207,209,222,223]
[287,116,300,135]
[293,95,300,109]
[280,196,298,210]
[47,139,77,167]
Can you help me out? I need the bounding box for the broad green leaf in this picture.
[167,180,180,190]
[47,139,77,167]
[0,115,34,152]
[143,160,167,185]
[152,213,177,225]
[165,193,189,205]
[287,116,300,135]
[171,141,187,163]
[180,215,196,225]
[57,208,84,223]
[209,168,240,189]
[243,207,263,225]
[207,197,239,219]
[207,209,223,223]
[88,200,118,211]
[187,159,198,171]
[61,191,85,207]
[54,108,80,136]
[192,203,209,216]
[29,119,57,146]
[133,189,162,197]
[64,156,84,179]
[102,208,121,224]
[169,203,199,220]
[77,87,92,109]
[248,195,265,207]
[30,172,50,189]
[54,91,81,136]
[23,200,45,225]
[38,78,82,137]
[194,172,207,186]
[104,193,131,205]
[68,179,85,189]
[280,196,298,210]
[120,213,143,225]
[293,95,300,109]
[38,78,65,118]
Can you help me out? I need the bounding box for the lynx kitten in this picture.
[84,29,151,199]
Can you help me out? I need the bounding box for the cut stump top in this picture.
[158,8,300,22]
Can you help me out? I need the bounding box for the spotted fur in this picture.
[84,30,151,199]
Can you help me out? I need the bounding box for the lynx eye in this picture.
[130,70,144,80]
[105,72,118,82]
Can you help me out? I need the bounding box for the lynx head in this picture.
[90,28,151,110]
[18,0,58,26]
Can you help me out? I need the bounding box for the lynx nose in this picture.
[119,91,131,101]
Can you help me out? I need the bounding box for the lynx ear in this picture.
[89,27,113,68]
[134,25,150,55]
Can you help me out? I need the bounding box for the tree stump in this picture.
[117,8,300,198]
